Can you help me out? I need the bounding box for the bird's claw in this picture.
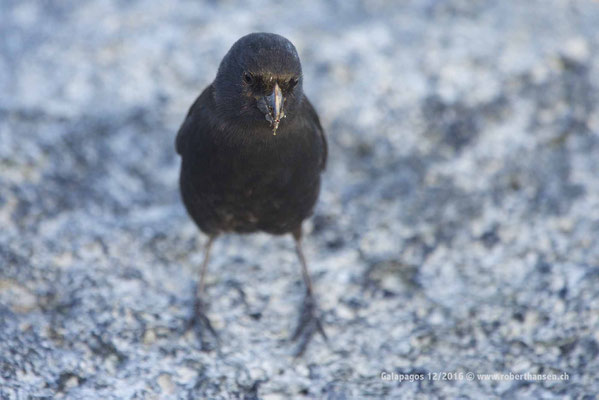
[291,291,327,356]
[186,297,220,351]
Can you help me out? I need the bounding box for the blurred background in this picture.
[1,0,598,398]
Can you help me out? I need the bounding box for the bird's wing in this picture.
[303,97,328,171]
[175,85,214,155]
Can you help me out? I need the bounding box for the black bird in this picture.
[175,33,327,355]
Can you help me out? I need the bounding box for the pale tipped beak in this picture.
[256,83,286,135]
[265,83,285,134]
[268,83,283,122]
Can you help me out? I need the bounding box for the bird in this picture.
[175,33,328,355]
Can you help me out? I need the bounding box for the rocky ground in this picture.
[1,0,599,398]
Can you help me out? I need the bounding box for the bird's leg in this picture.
[187,235,219,347]
[291,227,327,356]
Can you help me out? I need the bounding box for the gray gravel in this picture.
[1,0,599,398]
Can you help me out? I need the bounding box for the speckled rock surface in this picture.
[1,0,599,398]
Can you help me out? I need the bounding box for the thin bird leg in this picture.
[197,235,215,298]
[188,235,219,344]
[294,230,315,297]
[291,227,327,356]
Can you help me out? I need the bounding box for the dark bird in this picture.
[175,33,328,355]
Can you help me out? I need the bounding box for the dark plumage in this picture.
[176,33,327,354]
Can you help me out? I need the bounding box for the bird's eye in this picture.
[289,78,298,89]
[244,73,254,84]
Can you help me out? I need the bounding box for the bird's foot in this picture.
[186,297,219,351]
[291,291,327,356]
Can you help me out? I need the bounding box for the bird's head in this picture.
[213,33,304,135]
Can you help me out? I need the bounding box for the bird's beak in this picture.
[268,83,283,122]
[266,83,284,135]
